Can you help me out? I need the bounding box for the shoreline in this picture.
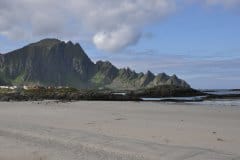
[1,86,240,103]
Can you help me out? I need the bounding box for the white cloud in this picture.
[93,26,141,52]
[1,0,239,52]
[0,0,175,52]
[205,0,240,8]
[186,0,240,8]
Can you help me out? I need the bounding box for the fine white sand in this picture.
[0,101,239,160]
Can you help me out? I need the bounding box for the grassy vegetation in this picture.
[0,88,12,94]
[91,72,105,85]
[12,72,26,84]
[0,87,140,101]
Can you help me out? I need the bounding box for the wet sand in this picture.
[0,101,240,160]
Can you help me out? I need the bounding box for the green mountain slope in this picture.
[0,38,190,90]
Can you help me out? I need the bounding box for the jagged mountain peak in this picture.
[96,60,113,66]
[145,70,154,77]
[119,67,137,79]
[27,39,84,52]
[0,38,191,89]
[171,74,178,79]
[30,38,62,48]
[157,72,168,77]
[38,38,61,43]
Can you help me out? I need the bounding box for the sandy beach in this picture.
[0,101,239,160]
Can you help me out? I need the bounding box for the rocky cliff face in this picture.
[0,38,190,90]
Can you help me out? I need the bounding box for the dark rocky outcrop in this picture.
[133,85,204,98]
[0,88,141,102]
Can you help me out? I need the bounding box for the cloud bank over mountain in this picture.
[0,0,175,52]
[0,0,239,52]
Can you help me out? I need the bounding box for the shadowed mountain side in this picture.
[0,38,190,90]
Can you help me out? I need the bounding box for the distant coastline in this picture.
[0,85,239,102]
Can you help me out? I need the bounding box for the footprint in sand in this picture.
[115,118,127,121]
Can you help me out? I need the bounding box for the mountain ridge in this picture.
[0,38,190,90]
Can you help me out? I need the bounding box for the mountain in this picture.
[0,38,190,90]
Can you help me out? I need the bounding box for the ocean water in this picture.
[188,99,240,107]
[142,97,240,107]
[141,96,206,102]
[141,89,240,106]
[202,89,240,95]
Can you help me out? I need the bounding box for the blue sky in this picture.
[0,0,240,89]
